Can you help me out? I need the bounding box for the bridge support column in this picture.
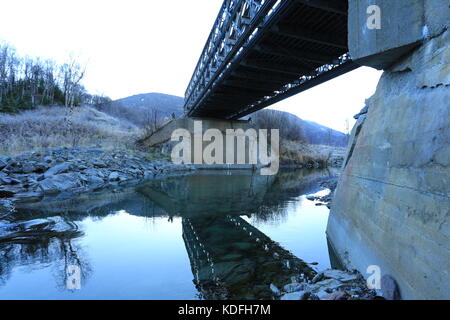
[327,1,450,299]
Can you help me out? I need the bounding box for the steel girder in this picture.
[184,0,356,119]
[184,0,278,114]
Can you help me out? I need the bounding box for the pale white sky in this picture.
[0,0,382,132]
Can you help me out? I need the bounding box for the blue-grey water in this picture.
[0,169,338,300]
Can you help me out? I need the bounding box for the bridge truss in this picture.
[184,0,359,119]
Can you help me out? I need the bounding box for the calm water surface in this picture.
[0,169,338,299]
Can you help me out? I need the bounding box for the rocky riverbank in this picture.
[275,269,378,300]
[0,147,195,206]
[306,179,338,209]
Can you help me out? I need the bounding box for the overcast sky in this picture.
[0,0,382,132]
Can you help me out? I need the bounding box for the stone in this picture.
[280,291,305,300]
[108,172,120,181]
[21,162,38,174]
[0,190,15,198]
[321,269,359,283]
[323,291,350,300]
[84,168,104,178]
[309,278,345,293]
[0,199,14,216]
[381,275,401,300]
[269,284,281,296]
[38,173,81,194]
[0,177,11,185]
[81,175,104,187]
[44,163,71,178]
[1,177,21,185]
[316,289,331,300]
[6,163,26,174]
[283,282,304,293]
[93,160,107,168]
[311,273,324,283]
[44,156,53,163]
[0,156,11,170]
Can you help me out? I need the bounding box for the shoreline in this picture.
[0,147,195,206]
[0,146,344,205]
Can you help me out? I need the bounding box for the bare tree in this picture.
[143,108,163,136]
[252,109,305,141]
[60,56,85,108]
[0,43,96,113]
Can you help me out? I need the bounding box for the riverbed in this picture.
[0,169,339,300]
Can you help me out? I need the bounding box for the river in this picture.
[0,169,340,300]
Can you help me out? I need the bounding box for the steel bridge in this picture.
[184,0,358,119]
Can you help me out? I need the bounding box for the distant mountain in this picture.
[251,109,349,147]
[115,93,184,117]
[301,119,349,147]
[95,93,184,127]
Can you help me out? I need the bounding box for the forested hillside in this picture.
[0,42,106,113]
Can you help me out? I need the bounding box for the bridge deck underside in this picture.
[186,0,358,119]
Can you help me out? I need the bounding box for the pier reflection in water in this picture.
[0,169,337,299]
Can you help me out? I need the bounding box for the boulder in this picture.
[323,290,350,300]
[309,278,345,293]
[321,269,359,283]
[43,156,53,163]
[283,282,304,293]
[108,172,120,181]
[0,177,21,185]
[81,174,104,187]
[280,291,307,300]
[0,156,11,170]
[381,275,401,300]
[93,160,107,168]
[38,173,81,194]
[44,162,71,178]
[21,162,38,174]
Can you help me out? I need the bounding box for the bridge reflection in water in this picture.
[2,169,337,299]
[136,171,330,299]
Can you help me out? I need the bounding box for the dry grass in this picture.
[280,139,346,166]
[0,106,141,155]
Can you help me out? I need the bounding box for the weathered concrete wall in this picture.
[349,0,450,69]
[141,117,251,148]
[139,117,265,169]
[328,26,450,299]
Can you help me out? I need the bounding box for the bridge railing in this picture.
[184,0,278,114]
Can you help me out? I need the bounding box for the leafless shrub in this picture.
[142,108,165,137]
